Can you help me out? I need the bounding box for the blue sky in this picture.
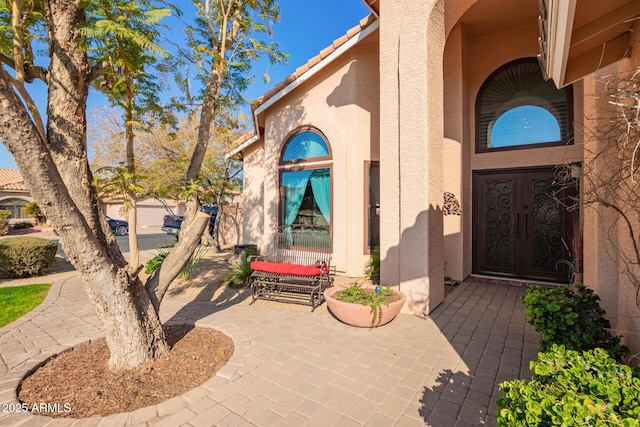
[0,1,371,170]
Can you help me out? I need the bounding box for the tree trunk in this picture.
[146,197,210,310]
[186,69,220,181]
[0,1,169,370]
[127,194,140,268]
[125,110,140,269]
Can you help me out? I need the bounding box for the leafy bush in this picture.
[13,221,34,229]
[144,246,208,280]
[180,245,208,280]
[0,209,11,236]
[365,245,380,284]
[144,250,170,274]
[522,283,628,361]
[223,247,258,287]
[0,237,58,278]
[23,202,45,224]
[497,345,640,426]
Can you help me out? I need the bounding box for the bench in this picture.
[249,225,334,310]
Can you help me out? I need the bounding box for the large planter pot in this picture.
[324,285,406,327]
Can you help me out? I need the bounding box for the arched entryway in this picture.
[471,58,576,282]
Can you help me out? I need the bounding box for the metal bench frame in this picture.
[250,224,334,310]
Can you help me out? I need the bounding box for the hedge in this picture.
[497,345,640,426]
[522,283,628,361]
[0,237,58,278]
[0,209,11,236]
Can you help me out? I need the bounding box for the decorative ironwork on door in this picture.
[482,179,514,270]
[473,168,570,282]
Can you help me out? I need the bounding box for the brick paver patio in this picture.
[0,274,540,426]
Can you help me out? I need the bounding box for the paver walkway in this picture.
[0,274,540,426]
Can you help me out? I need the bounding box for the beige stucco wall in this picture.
[380,0,445,315]
[242,143,265,250]
[581,23,640,356]
[242,31,380,277]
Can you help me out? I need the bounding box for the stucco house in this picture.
[0,167,181,227]
[0,168,33,221]
[228,0,640,353]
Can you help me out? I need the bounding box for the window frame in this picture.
[278,127,333,249]
[363,160,380,254]
[279,126,333,165]
[0,197,28,220]
[475,57,574,154]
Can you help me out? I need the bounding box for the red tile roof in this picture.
[0,168,28,192]
[256,14,376,110]
[227,14,378,156]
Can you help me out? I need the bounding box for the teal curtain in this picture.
[310,169,330,225]
[281,170,312,225]
[282,132,329,161]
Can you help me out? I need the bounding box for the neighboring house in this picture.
[0,168,33,221]
[0,168,180,227]
[101,198,184,227]
[228,1,640,353]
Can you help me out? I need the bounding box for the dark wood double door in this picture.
[473,168,572,282]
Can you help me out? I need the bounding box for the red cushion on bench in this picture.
[250,261,325,276]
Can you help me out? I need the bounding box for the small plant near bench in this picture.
[224,247,258,287]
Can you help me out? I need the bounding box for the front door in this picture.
[473,167,571,282]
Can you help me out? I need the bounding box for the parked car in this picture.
[107,217,129,236]
[161,205,218,240]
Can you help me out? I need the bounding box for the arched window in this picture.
[0,198,28,219]
[476,58,573,152]
[279,128,332,231]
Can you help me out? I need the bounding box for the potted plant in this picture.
[324,283,406,327]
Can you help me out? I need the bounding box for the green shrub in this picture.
[365,245,380,284]
[144,246,207,280]
[0,209,11,236]
[522,283,628,361]
[497,345,640,426]
[23,201,45,224]
[223,247,259,287]
[144,250,170,274]
[0,237,58,278]
[180,245,208,280]
[13,221,34,230]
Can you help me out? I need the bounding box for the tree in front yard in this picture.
[0,0,282,371]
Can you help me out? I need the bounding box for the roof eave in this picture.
[538,0,577,88]
[225,18,380,160]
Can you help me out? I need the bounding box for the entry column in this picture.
[379,0,445,315]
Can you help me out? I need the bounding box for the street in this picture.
[114,232,176,254]
[51,232,177,261]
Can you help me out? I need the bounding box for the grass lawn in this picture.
[0,284,52,328]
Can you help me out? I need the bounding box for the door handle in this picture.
[524,213,529,238]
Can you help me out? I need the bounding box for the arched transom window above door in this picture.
[279,127,332,234]
[476,58,573,152]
